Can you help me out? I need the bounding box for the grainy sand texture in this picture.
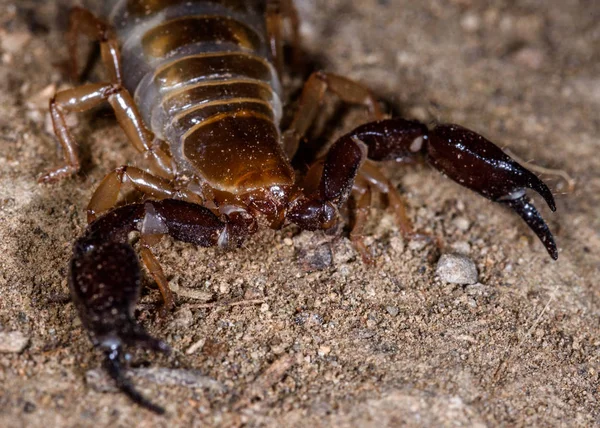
[1,0,599,426]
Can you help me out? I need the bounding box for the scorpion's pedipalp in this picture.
[427,124,556,209]
[70,237,170,413]
[68,200,249,413]
[426,124,557,258]
[289,118,429,231]
[104,346,166,415]
[319,118,429,203]
[500,195,558,260]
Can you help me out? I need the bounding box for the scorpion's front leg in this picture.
[40,7,173,183]
[289,118,557,259]
[70,199,254,412]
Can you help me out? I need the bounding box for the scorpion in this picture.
[41,0,558,413]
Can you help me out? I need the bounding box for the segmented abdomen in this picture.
[105,0,292,192]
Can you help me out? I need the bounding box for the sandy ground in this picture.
[0,0,599,426]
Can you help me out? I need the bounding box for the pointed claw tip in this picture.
[543,236,559,260]
[502,195,558,260]
[546,236,559,260]
[543,189,557,213]
[527,174,556,212]
[104,349,166,415]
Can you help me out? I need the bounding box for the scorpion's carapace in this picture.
[41,0,558,413]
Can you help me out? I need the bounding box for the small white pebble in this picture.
[0,30,32,54]
[408,239,427,252]
[451,241,471,254]
[461,13,481,32]
[186,338,206,355]
[436,254,478,285]
[219,282,230,294]
[386,306,400,317]
[390,236,405,253]
[0,331,29,353]
[453,217,471,231]
[317,345,331,356]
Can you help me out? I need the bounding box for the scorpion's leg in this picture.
[41,8,173,183]
[45,8,130,171]
[66,7,121,84]
[283,71,386,157]
[266,0,285,76]
[87,166,205,309]
[266,0,301,75]
[289,118,557,259]
[71,199,256,412]
[357,160,416,238]
[40,79,173,183]
[349,176,374,263]
[86,166,203,222]
[281,0,301,64]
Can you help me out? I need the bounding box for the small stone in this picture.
[170,307,194,328]
[318,345,331,356]
[451,241,471,254]
[408,239,427,252]
[283,237,293,246]
[389,236,405,253]
[298,244,333,272]
[0,331,29,353]
[186,337,206,355]
[453,217,470,231]
[0,30,32,54]
[386,306,400,317]
[175,288,213,301]
[461,13,481,32]
[332,238,356,265]
[436,254,478,284]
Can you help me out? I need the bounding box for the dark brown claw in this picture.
[426,124,557,259]
[427,124,556,211]
[70,239,170,413]
[307,118,558,258]
[104,346,168,415]
[68,200,242,413]
[500,195,558,260]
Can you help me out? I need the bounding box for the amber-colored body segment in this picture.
[102,0,288,193]
[142,16,263,58]
[42,0,559,414]
[182,113,293,191]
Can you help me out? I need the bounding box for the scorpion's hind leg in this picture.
[283,71,386,158]
[40,8,122,183]
[266,0,301,75]
[349,176,374,264]
[66,7,121,84]
[349,165,418,263]
[357,161,417,239]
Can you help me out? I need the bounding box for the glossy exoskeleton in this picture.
[42,0,558,413]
